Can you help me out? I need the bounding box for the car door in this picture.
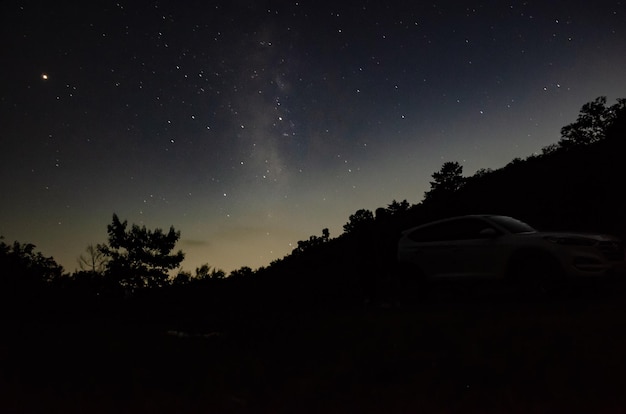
[444,218,505,278]
[405,219,470,278]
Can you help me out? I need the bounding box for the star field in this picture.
[1,1,625,272]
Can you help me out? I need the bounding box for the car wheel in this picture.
[507,251,563,297]
[396,262,429,302]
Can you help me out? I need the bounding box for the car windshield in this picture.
[488,216,536,234]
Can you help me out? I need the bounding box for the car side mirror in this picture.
[479,228,498,238]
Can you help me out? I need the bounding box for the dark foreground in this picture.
[2,282,626,413]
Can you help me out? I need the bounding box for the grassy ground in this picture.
[2,282,626,413]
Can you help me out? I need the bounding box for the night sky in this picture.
[2,1,625,273]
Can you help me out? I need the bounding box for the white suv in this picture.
[396,215,625,284]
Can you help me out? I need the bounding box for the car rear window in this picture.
[488,216,536,234]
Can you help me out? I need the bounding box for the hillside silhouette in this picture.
[245,96,626,310]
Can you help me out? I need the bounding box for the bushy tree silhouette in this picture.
[0,237,64,285]
[195,263,226,280]
[0,238,65,311]
[229,266,254,279]
[292,228,331,255]
[386,199,410,216]
[343,209,374,234]
[423,161,465,203]
[171,270,192,286]
[98,214,184,290]
[560,96,626,148]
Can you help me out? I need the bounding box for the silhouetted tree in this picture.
[292,228,331,254]
[506,157,524,168]
[606,98,626,143]
[0,238,65,309]
[386,199,410,216]
[322,228,330,241]
[229,266,255,279]
[195,263,225,280]
[0,237,64,285]
[77,244,109,274]
[559,96,626,148]
[541,143,560,156]
[473,168,493,178]
[171,270,192,286]
[98,214,184,290]
[343,209,374,234]
[423,161,465,202]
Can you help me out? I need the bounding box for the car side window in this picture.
[408,221,451,242]
[408,218,496,242]
[455,218,498,240]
